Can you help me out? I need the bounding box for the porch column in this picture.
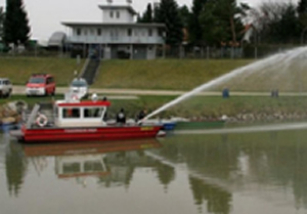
[83,43,87,58]
[130,44,133,60]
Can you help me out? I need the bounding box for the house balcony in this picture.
[67,35,164,45]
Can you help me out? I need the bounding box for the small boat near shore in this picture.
[10,95,164,143]
[175,120,225,130]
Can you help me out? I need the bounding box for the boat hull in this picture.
[11,125,163,143]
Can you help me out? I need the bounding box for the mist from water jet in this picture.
[143,46,307,121]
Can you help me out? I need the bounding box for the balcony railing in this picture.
[67,35,164,44]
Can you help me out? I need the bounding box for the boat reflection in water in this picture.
[22,139,162,185]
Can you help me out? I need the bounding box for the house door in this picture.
[133,45,147,59]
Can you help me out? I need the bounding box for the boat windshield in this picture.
[29,77,45,84]
[71,80,87,87]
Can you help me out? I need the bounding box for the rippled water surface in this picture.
[1,126,307,214]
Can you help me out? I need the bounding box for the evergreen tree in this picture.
[199,0,249,46]
[188,0,208,45]
[0,7,4,41]
[136,13,142,23]
[155,0,183,46]
[141,3,153,23]
[298,0,307,29]
[178,5,190,27]
[4,0,30,46]
[298,0,307,16]
[219,0,249,44]
[199,1,230,46]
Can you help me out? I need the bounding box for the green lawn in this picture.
[0,57,84,86]
[93,59,254,90]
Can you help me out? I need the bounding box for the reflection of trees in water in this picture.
[154,161,175,191]
[96,149,176,191]
[243,131,307,210]
[189,176,232,214]
[5,142,27,197]
[159,135,241,180]
[159,131,307,209]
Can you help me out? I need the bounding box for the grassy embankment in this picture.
[0,57,252,90]
[93,59,254,90]
[0,57,84,86]
[1,58,307,119]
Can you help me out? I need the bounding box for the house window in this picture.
[148,29,153,37]
[97,28,101,36]
[110,11,114,18]
[63,163,80,174]
[84,29,88,36]
[116,11,120,18]
[90,28,94,35]
[127,28,132,37]
[76,28,81,36]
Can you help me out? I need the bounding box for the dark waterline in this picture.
[1,127,307,214]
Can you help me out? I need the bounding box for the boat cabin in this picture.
[54,99,111,127]
[56,154,109,179]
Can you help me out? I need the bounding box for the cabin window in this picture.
[63,163,81,174]
[110,11,114,18]
[148,29,153,37]
[84,161,104,172]
[63,108,80,118]
[116,11,120,19]
[84,108,103,118]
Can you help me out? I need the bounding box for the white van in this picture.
[0,78,12,98]
[69,78,88,99]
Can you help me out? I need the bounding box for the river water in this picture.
[1,125,307,214]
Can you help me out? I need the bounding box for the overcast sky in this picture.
[0,0,299,41]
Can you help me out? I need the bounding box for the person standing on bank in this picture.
[116,108,126,124]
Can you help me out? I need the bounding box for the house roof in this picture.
[98,5,137,15]
[62,22,165,28]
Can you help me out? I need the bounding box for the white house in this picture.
[62,4,165,59]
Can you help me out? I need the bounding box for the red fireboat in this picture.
[10,95,164,143]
